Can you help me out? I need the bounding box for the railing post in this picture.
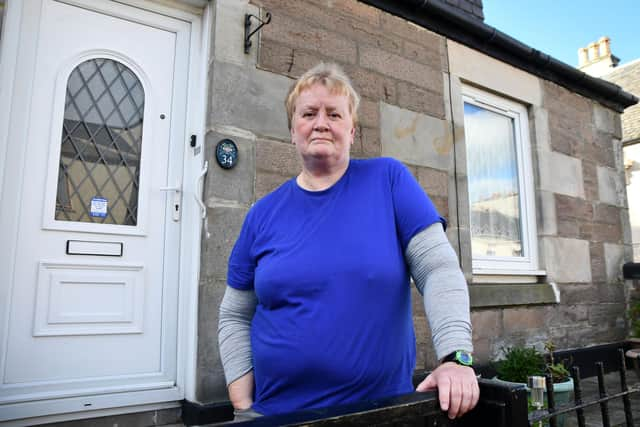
[458,379,529,427]
[618,348,635,427]
[596,362,611,427]
[571,366,586,427]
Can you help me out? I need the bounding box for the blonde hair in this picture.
[285,63,360,130]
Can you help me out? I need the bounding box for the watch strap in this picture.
[441,350,473,366]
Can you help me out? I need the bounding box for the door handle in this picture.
[195,161,209,238]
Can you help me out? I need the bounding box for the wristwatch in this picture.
[441,350,473,367]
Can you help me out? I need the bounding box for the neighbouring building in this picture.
[0,0,637,425]
[579,37,640,262]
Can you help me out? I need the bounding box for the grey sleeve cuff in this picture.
[218,285,257,385]
[405,222,473,360]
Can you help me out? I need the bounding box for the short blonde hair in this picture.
[285,63,360,130]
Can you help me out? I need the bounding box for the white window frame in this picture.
[462,85,539,275]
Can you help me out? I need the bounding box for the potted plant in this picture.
[626,300,640,380]
[493,341,573,426]
[629,299,640,338]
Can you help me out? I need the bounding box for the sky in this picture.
[482,0,640,68]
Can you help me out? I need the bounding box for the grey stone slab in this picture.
[200,206,249,280]
[537,190,558,236]
[213,0,259,67]
[204,130,255,206]
[39,408,181,427]
[604,242,625,283]
[613,138,624,171]
[380,102,454,171]
[542,237,592,283]
[538,150,585,198]
[209,60,291,141]
[469,283,557,308]
[196,278,229,403]
[532,106,551,152]
[593,103,617,134]
[598,165,625,207]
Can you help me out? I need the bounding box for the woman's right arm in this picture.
[218,285,258,410]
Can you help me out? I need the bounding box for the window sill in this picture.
[469,282,558,308]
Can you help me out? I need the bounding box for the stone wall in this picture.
[604,62,640,261]
[196,0,630,405]
[532,81,627,348]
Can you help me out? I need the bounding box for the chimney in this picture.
[578,36,620,77]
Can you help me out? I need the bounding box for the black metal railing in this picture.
[207,348,639,426]
[528,349,639,427]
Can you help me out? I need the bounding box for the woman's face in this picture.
[291,83,355,168]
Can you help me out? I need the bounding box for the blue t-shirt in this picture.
[227,157,444,415]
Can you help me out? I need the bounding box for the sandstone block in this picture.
[538,151,584,198]
[597,165,625,207]
[360,44,443,94]
[397,81,445,119]
[537,191,557,236]
[471,310,502,339]
[593,103,617,134]
[416,166,449,198]
[542,236,592,283]
[209,61,291,141]
[255,138,299,176]
[380,103,453,171]
[503,307,546,333]
[196,279,229,402]
[261,11,357,64]
[200,206,249,279]
[204,131,255,206]
[379,12,442,48]
[604,242,625,283]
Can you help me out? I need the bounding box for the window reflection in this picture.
[55,58,144,225]
[464,103,523,258]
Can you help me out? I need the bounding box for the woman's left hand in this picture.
[415,362,480,419]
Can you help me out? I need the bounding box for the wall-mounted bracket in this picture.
[244,12,272,54]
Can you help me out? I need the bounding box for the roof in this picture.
[360,0,638,113]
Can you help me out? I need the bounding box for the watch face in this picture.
[456,351,473,366]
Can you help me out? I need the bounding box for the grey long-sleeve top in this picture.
[218,222,473,385]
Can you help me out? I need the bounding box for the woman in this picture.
[218,63,478,421]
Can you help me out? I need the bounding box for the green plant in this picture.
[544,341,571,383]
[495,342,571,384]
[496,346,545,383]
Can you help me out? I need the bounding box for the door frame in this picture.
[0,0,210,423]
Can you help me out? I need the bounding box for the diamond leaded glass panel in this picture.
[55,58,144,225]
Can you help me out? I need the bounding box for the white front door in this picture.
[0,0,192,420]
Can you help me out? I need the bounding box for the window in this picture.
[55,58,144,226]
[462,86,538,274]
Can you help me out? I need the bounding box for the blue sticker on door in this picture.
[90,196,108,218]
